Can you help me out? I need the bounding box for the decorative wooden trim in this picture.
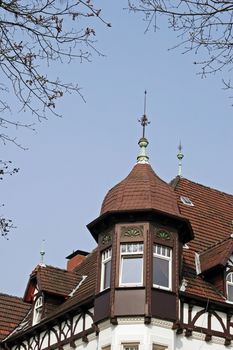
[5,310,95,350]
[120,225,144,238]
[155,229,171,241]
[101,233,112,245]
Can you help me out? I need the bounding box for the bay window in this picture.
[101,248,112,290]
[153,245,172,290]
[120,243,144,287]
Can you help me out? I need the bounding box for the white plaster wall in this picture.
[211,313,224,333]
[50,326,59,345]
[11,316,233,350]
[85,313,93,329]
[175,332,232,350]
[40,330,48,349]
[70,318,174,350]
[183,303,189,324]
[213,311,226,330]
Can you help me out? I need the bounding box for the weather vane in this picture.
[177,141,184,177]
[40,239,46,266]
[138,90,150,138]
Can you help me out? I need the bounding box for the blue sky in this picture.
[1,1,233,296]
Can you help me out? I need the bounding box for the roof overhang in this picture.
[87,208,194,244]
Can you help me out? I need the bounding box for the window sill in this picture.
[152,286,175,295]
[116,286,145,291]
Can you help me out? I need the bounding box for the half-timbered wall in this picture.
[6,315,233,350]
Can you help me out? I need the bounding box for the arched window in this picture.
[226,272,233,302]
[32,295,43,325]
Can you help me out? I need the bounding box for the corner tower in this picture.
[87,107,193,326]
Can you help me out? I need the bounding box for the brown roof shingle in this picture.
[199,238,233,273]
[0,293,30,341]
[173,176,233,302]
[36,265,82,297]
[101,163,180,217]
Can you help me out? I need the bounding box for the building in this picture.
[1,116,233,350]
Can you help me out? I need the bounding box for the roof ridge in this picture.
[176,177,233,198]
[36,264,79,274]
[0,292,25,300]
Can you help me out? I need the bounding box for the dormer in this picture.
[198,237,233,301]
[24,264,82,325]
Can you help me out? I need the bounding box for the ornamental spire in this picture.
[137,90,150,164]
[39,239,46,267]
[177,141,184,177]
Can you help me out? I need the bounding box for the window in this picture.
[120,243,143,286]
[153,345,168,350]
[123,344,139,350]
[102,346,111,350]
[180,196,194,206]
[227,272,233,301]
[101,248,112,290]
[153,245,172,290]
[32,295,43,325]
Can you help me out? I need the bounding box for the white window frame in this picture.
[226,272,233,302]
[101,248,112,291]
[119,243,144,287]
[32,295,43,325]
[153,245,172,291]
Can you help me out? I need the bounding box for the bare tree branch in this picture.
[0,0,111,144]
[128,0,233,96]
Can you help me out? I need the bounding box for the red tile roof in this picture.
[101,164,180,217]
[24,265,83,302]
[0,293,30,341]
[48,249,97,314]
[173,176,233,302]
[3,173,233,342]
[36,265,82,297]
[199,237,233,273]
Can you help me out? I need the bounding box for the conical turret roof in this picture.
[101,163,180,217]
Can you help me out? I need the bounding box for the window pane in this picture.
[104,260,111,289]
[153,345,167,350]
[121,257,143,284]
[124,346,138,350]
[153,256,169,288]
[228,284,233,301]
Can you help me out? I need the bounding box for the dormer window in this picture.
[120,243,144,287]
[153,245,172,290]
[180,196,194,206]
[101,248,112,290]
[32,295,43,325]
[226,272,233,302]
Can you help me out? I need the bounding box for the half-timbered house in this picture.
[1,119,233,350]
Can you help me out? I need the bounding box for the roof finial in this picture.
[137,90,150,164]
[39,239,46,267]
[139,90,150,138]
[177,141,184,177]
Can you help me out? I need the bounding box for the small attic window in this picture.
[180,196,194,206]
[32,296,43,325]
[226,273,233,302]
